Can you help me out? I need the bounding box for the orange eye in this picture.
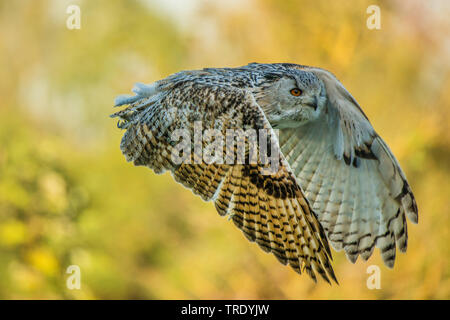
[290,88,302,96]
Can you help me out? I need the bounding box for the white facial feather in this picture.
[259,74,327,128]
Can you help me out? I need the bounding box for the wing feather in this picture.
[112,80,336,282]
[279,68,418,267]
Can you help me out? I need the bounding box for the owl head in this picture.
[254,68,327,128]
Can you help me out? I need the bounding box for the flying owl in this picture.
[111,63,418,284]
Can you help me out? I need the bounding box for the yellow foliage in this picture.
[26,248,59,277]
[0,220,27,246]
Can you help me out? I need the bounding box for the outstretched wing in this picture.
[111,79,336,283]
[279,67,418,268]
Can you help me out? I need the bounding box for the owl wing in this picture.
[111,80,336,283]
[279,67,418,267]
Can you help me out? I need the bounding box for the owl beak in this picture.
[304,96,318,110]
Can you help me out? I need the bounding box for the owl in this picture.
[111,63,418,284]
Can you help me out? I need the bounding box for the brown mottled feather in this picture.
[113,80,335,283]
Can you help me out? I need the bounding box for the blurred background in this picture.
[0,0,448,299]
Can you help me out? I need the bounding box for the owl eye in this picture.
[290,88,302,96]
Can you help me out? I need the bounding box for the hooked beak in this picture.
[304,96,318,111]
